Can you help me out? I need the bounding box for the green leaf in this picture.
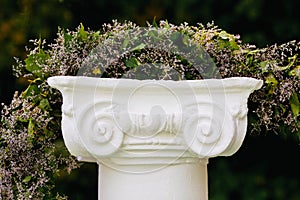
[217,31,240,50]
[22,84,39,99]
[275,54,298,71]
[279,104,286,114]
[28,119,35,136]
[182,34,190,46]
[124,57,141,68]
[288,65,300,77]
[260,61,268,73]
[265,74,278,94]
[131,43,146,52]
[39,98,52,111]
[218,31,234,40]
[244,49,260,55]
[229,40,240,50]
[92,30,100,38]
[122,38,130,49]
[217,39,230,49]
[63,30,73,45]
[289,93,300,117]
[164,20,170,29]
[92,68,101,75]
[79,23,87,40]
[170,32,181,41]
[152,17,158,28]
[25,49,50,79]
[265,74,278,86]
[148,29,159,39]
[22,175,32,183]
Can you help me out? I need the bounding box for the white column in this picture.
[99,161,208,200]
[48,76,263,200]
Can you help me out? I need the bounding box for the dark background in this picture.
[1,0,299,199]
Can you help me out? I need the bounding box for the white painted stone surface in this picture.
[99,162,208,200]
[48,76,263,200]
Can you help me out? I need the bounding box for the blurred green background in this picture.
[1,0,299,199]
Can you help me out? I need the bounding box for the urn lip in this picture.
[47,76,263,92]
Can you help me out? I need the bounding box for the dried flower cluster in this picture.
[223,41,300,135]
[1,20,299,199]
[0,82,79,199]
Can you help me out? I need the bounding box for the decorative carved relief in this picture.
[182,103,235,157]
[77,102,124,157]
[47,76,263,165]
[230,103,248,119]
[115,111,180,136]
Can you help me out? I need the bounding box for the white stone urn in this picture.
[48,76,262,200]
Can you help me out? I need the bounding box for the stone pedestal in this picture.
[48,76,262,200]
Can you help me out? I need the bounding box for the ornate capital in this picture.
[48,76,263,167]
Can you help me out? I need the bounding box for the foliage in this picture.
[1,0,300,106]
[77,20,299,137]
[1,20,299,199]
[0,44,80,198]
[0,70,78,198]
[223,41,300,136]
